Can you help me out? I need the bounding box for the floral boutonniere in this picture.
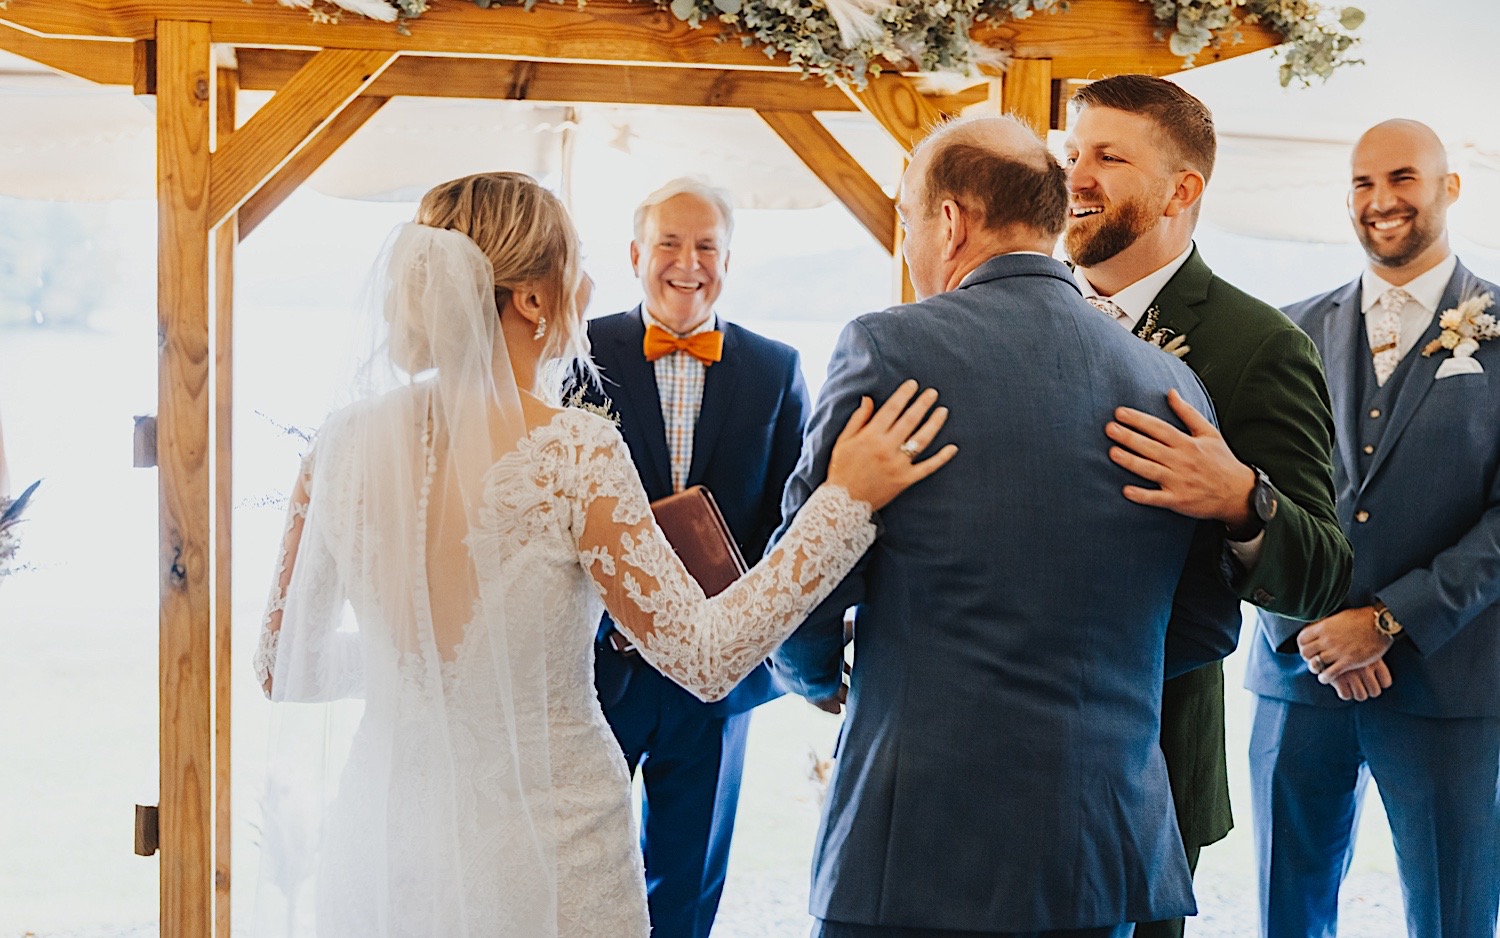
[563,387,621,426]
[1421,290,1498,360]
[1134,306,1191,359]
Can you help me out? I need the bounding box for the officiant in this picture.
[568,178,811,938]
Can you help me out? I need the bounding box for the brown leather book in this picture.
[649,485,747,598]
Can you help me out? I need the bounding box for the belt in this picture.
[605,627,638,656]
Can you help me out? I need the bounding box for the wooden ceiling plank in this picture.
[237,95,388,241]
[758,109,895,255]
[208,47,395,228]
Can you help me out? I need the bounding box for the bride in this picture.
[250,172,954,937]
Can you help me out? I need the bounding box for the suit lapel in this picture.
[1142,246,1209,344]
[1361,263,1479,492]
[607,307,673,494]
[687,323,740,486]
[1320,279,1365,484]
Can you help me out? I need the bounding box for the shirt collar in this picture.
[1360,253,1457,314]
[1072,243,1195,328]
[642,306,718,338]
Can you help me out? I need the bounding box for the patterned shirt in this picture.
[642,308,717,493]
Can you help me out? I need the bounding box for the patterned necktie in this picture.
[1086,295,1129,325]
[1370,288,1411,386]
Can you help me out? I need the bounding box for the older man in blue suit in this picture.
[772,116,1242,938]
[571,179,809,938]
[1248,120,1500,938]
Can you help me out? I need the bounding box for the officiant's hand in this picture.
[827,380,957,511]
[1106,389,1257,534]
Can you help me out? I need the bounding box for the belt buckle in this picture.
[607,629,638,656]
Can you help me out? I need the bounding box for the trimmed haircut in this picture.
[919,123,1069,239]
[1070,74,1217,183]
[633,177,736,245]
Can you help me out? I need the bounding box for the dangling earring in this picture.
[533,315,548,341]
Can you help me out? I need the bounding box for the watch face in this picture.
[1254,473,1278,522]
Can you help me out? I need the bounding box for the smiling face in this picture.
[1062,106,1176,268]
[631,193,730,333]
[1349,122,1456,275]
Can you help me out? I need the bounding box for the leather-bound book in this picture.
[649,485,747,598]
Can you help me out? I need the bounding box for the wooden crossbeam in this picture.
[207,47,395,228]
[758,110,895,254]
[845,73,946,155]
[235,49,986,114]
[0,19,132,84]
[0,0,1278,75]
[155,19,214,938]
[238,95,389,241]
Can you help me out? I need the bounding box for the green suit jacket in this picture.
[1147,247,1351,847]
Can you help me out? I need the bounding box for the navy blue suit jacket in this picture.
[579,307,810,716]
[771,254,1241,932]
[1249,263,1500,717]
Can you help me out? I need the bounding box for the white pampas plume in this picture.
[822,0,896,50]
[277,0,399,22]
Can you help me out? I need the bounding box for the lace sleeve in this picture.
[255,453,313,695]
[573,423,876,702]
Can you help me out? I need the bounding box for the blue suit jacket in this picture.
[1249,263,1500,717]
[771,254,1242,932]
[580,307,810,716]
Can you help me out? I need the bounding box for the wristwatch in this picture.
[1234,465,1279,540]
[1373,600,1404,640]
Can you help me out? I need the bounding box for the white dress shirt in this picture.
[1073,244,1195,330]
[1077,245,1265,567]
[1361,253,1458,366]
[643,307,717,493]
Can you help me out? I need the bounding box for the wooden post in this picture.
[757,110,895,254]
[212,63,237,938]
[156,18,214,938]
[1002,58,1053,135]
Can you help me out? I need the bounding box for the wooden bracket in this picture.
[134,804,160,856]
[844,73,946,156]
[758,110,895,255]
[207,48,396,228]
[1002,58,1053,134]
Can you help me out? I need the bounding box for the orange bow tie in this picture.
[643,324,724,365]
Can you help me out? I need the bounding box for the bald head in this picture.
[905,116,1068,240]
[1349,118,1458,278]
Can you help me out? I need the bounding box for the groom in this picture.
[574,179,810,938]
[773,116,1242,937]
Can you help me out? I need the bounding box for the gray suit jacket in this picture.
[772,254,1241,932]
[1249,262,1500,717]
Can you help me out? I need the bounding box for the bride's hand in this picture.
[826,380,957,511]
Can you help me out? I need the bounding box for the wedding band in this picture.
[1310,653,1324,673]
[898,438,922,460]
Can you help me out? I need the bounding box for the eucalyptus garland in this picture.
[285,0,1361,88]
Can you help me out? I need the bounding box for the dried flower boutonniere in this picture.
[0,479,42,580]
[563,387,621,426]
[1421,290,1498,361]
[1134,306,1191,359]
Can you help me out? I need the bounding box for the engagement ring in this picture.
[899,439,922,460]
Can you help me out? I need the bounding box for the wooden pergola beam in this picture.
[155,19,214,938]
[845,72,946,156]
[0,19,132,83]
[208,47,395,228]
[238,95,389,241]
[758,110,895,255]
[1002,58,1053,134]
[1,0,1279,74]
[236,48,987,114]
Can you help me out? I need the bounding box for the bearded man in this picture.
[1065,75,1352,938]
[1248,119,1500,938]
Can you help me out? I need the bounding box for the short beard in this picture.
[1065,196,1156,268]
[1358,205,1444,270]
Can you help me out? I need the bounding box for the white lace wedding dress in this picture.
[254,405,873,937]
